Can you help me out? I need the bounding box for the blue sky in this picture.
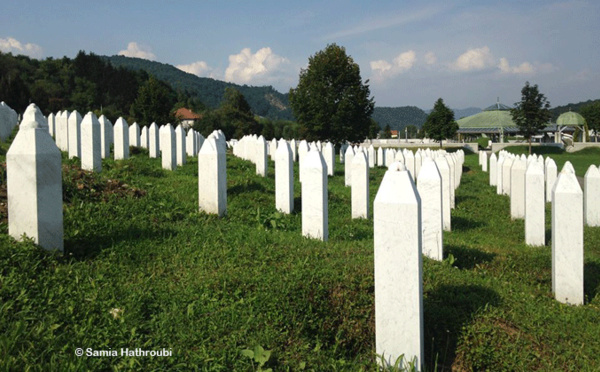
[1,0,598,110]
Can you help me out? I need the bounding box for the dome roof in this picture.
[457,109,516,129]
[556,111,586,126]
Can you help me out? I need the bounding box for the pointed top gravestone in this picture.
[302,149,328,241]
[129,122,141,147]
[149,122,159,158]
[344,145,355,186]
[98,115,113,159]
[275,139,294,214]
[67,110,82,159]
[160,124,176,170]
[584,165,600,227]
[175,124,187,166]
[552,171,583,305]
[374,162,424,369]
[113,117,129,160]
[418,159,443,261]
[7,104,63,251]
[80,112,102,172]
[198,137,227,217]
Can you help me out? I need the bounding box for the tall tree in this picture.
[288,44,374,144]
[130,76,175,126]
[422,98,458,148]
[510,81,551,154]
[580,101,600,142]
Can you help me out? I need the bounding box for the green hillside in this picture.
[105,55,294,120]
[371,106,428,131]
[551,99,600,120]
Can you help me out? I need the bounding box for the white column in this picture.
[374,162,424,370]
[552,170,584,305]
[175,124,187,166]
[160,124,176,170]
[344,145,355,187]
[418,159,443,261]
[99,115,112,159]
[7,104,63,251]
[301,149,328,241]
[584,165,600,226]
[275,139,294,213]
[525,160,545,246]
[113,117,129,160]
[80,112,102,172]
[256,135,268,177]
[198,137,227,217]
[351,151,369,219]
[148,122,159,158]
[510,157,526,219]
[67,110,82,159]
[129,122,141,147]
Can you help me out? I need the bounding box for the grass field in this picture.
[0,138,599,371]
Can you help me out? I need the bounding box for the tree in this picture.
[422,98,458,148]
[580,101,600,142]
[220,87,260,139]
[289,44,374,144]
[130,76,176,126]
[381,124,392,139]
[510,81,551,154]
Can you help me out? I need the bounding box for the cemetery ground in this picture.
[0,136,599,371]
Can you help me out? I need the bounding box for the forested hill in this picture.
[104,55,294,120]
[551,99,600,120]
[371,106,428,131]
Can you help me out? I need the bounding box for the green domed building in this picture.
[555,110,588,143]
[456,99,519,142]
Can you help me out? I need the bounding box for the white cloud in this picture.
[225,47,289,85]
[0,37,43,58]
[498,57,534,74]
[424,51,436,65]
[118,42,156,60]
[370,50,416,78]
[176,61,213,77]
[452,46,495,71]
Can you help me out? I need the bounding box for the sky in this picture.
[1,0,599,110]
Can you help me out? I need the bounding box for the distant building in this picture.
[174,108,202,129]
[390,130,398,139]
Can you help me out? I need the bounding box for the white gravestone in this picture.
[525,160,545,246]
[489,153,497,186]
[129,122,140,147]
[148,122,159,158]
[99,115,112,159]
[584,165,600,227]
[344,145,355,187]
[113,117,129,160]
[298,140,309,182]
[502,156,514,196]
[510,157,526,219]
[323,142,335,176]
[545,159,557,203]
[351,151,369,219]
[275,139,294,214]
[186,129,197,157]
[160,124,176,170]
[496,155,505,195]
[368,145,376,168]
[435,157,451,232]
[377,147,385,167]
[302,149,328,241]
[80,112,102,172]
[198,137,227,217]
[7,104,63,251]
[67,110,82,159]
[175,124,187,166]
[418,159,443,261]
[374,163,424,370]
[47,112,55,137]
[256,135,268,177]
[552,170,584,305]
[140,126,148,149]
[482,151,488,172]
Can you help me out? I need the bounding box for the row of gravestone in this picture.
[47,110,215,171]
[479,149,600,306]
[8,103,459,370]
[230,136,470,369]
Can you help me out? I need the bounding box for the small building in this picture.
[554,110,588,143]
[174,108,202,129]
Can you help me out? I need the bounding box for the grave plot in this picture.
[0,137,599,371]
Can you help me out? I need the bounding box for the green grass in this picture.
[0,137,599,371]
[502,145,600,176]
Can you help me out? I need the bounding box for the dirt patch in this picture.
[0,163,147,224]
[63,164,146,202]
